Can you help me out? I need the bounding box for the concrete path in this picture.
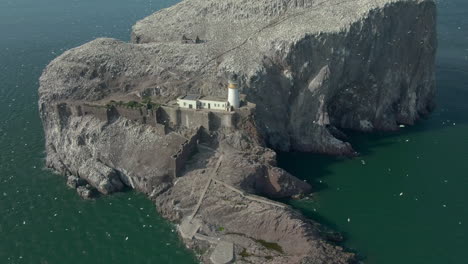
[212,178,285,208]
[194,233,220,244]
[188,155,223,220]
[179,217,202,239]
[179,153,284,264]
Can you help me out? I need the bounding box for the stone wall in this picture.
[158,106,180,127]
[113,105,157,126]
[69,103,239,136]
[71,103,166,134]
[78,104,108,121]
[158,105,236,131]
[171,128,201,177]
[209,111,236,131]
[180,108,210,129]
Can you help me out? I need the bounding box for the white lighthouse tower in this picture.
[227,75,240,109]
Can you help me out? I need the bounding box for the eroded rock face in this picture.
[130,0,437,153]
[40,0,436,154]
[39,0,437,263]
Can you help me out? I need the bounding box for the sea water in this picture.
[279,0,468,263]
[0,0,466,263]
[0,0,196,263]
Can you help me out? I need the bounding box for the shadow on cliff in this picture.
[276,110,458,191]
[274,114,458,263]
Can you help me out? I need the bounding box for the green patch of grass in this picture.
[125,101,141,108]
[142,96,151,102]
[146,102,160,110]
[218,226,225,232]
[142,97,160,109]
[223,232,284,255]
[240,248,251,258]
[106,98,160,110]
[255,239,284,254]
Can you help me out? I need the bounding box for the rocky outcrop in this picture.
[39,0,437,155]
[38,0,437,263]
[130,0,437,154]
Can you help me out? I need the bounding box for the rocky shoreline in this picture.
[39,0,436,263]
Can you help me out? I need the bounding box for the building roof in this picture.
[199,96,226,102]
[178,94,226,102]
[179,94,201,100]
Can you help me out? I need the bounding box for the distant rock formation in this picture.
[39,0,437,263]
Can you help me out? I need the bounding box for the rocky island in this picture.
[39,0,436,263]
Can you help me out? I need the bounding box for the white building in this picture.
[177,94,228,110]
[227,78,240,108]
[199,96,228,110]
[177,77,240,111]
[177,94,201,110]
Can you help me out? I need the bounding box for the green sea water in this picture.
[0,0,466,263]
[0,0,197,263]
[279,1,468,263]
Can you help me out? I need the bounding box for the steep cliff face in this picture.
[39,0,437,263]
[130,0,436,153]
[40,0,437,155]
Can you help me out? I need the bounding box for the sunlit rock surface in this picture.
[39,0,437,263]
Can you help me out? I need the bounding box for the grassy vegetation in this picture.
[240,249,251,258]
[255,239,284,254]
[142,96,152,104]
[125,101,141,108]
[224,232,284,255]
[218,226,225,232]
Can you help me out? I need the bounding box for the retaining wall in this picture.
[171,128,201,177]
[113,106,158,126]
[180,109,210,129]
[158,106,236,131]
[79,104,108,121]
[72,104,165,133]
[68,102,242,134]
[157,106,179,127]
[209,111,236,131]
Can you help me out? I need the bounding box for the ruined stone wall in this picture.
[171,128,201,177]
[70,103,237,136]
[113,106,157,126]
[71,103,165,132]
[78,104,109,121]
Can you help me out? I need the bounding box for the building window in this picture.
[183,102,186,106]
